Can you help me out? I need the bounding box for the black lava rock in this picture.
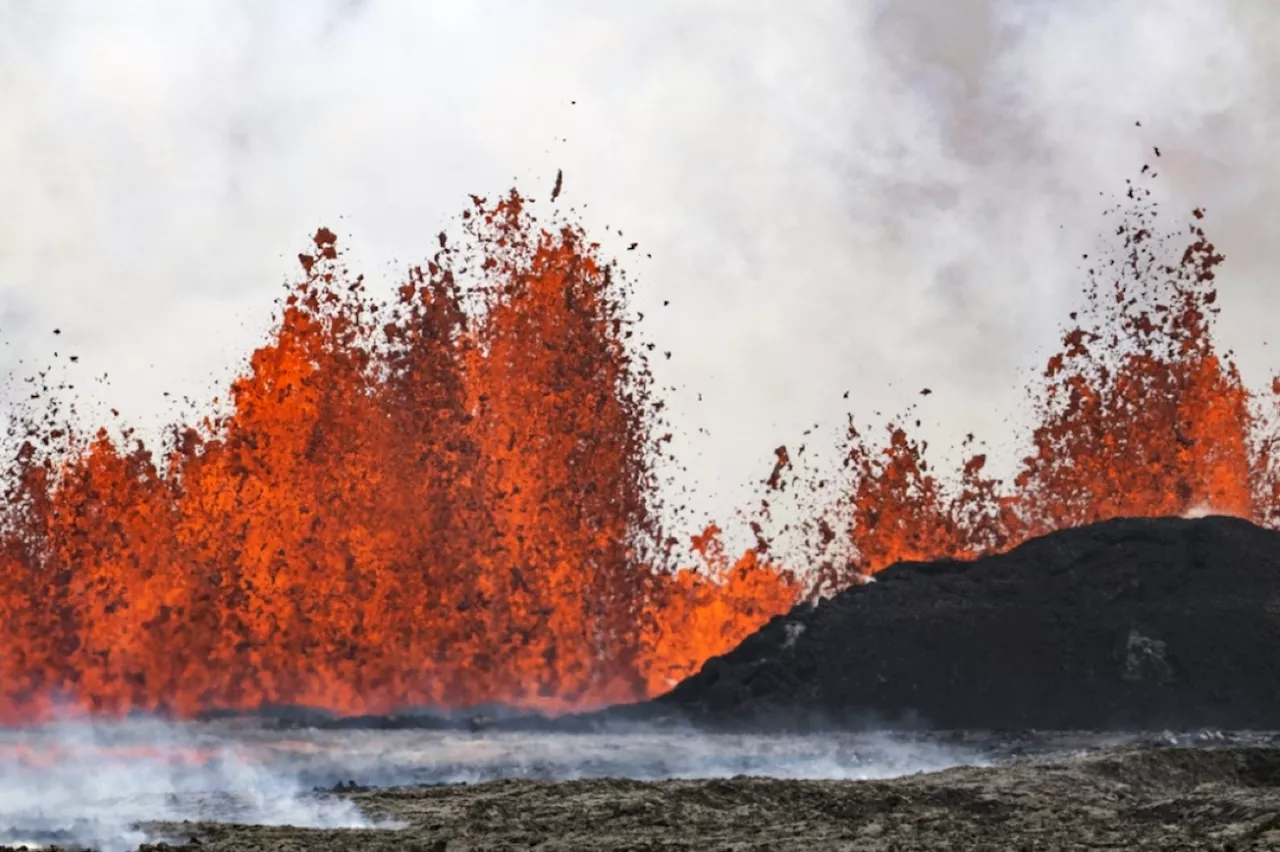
[655,515,1280,731]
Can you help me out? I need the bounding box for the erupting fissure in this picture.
[0,176,1276,723]
[798,183,1280,596]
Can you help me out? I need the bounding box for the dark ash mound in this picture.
[656,515,1280,730]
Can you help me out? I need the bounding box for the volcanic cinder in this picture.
[658,514,1280,731]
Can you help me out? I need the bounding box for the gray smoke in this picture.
[0,0,1276,541]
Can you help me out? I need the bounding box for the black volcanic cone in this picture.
[656,516,1280,731]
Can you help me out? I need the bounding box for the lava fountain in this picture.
[0,191,799,723]
[798,180,1280,596]
[0,174,1276,723]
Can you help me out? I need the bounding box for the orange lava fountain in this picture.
[805,182,1280,595]
[0,175,1275,723]
[0,191,798,722]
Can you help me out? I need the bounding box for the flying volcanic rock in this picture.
[655,515,1280,731]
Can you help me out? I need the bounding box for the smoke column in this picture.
[0,2,1276,536]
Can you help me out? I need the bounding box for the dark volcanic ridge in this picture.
[230,515,1280,734]
[658,514,1280,731]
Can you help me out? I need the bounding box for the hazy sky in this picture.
[1,1,1276,541]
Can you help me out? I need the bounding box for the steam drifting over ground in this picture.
[0,719,984,850]
[6,722,1278,851]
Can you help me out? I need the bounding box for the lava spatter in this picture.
[0,191,798,723]
[818,181,1279,585]
[1,174,1277,723]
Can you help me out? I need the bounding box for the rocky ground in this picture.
[93,743,1280,851]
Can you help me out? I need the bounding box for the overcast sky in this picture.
[1,0,1276,542]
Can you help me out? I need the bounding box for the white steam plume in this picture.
[0,1,1275,540]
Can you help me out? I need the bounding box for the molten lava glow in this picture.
[0,179,1275,722]
[811,188,1280,593]
[0,193,799,722]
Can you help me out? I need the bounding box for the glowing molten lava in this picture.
[810,186,1280,593]
[0,177,1276,722]
[0,192,798,722]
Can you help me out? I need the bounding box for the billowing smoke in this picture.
[0,2,1276,537]
[0,718,374,851]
